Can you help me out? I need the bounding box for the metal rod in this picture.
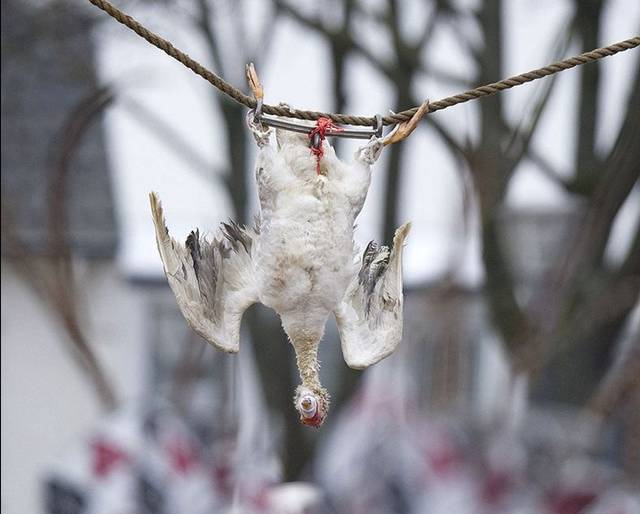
[259,115,379,140]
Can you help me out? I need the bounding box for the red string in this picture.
[308,117,342,174]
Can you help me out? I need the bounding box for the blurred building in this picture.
[1,2,148,512]
[400,204,585,416]
[1,0,116,256]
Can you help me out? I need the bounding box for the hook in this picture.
[311,132,322,149]
[374,114,383,139]
[246,62,265,124]
[253,97,264,123]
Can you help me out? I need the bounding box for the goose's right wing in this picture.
[150,192,258,353]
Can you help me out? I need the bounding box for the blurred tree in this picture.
[277,0,639,471]
[525,0,639,405]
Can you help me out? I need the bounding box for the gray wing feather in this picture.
[334,222,411,369]
[150,192,258,353]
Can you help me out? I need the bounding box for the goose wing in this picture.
[334,223,411,369]
[149,192,258,353]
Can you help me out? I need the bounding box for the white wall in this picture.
[1,260,148,514]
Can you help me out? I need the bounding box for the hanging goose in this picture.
[150,99,428,427]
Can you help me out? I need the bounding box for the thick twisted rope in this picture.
[88,0,639,126]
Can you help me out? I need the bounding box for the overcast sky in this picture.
[94,0,640,285]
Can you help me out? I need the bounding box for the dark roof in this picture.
[1,0,117,258]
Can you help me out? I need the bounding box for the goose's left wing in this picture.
[150,192,258,353]
[334,223,411,369]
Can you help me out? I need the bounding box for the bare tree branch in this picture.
[574,0,605,192]
[122,97,224,183]
[424,113,471,160]
[527,149,574,190]
[276,0,396,78]
[504,28,575,170]
[195,0,225,75]
[4,87,119,411]
[588,334,640,419]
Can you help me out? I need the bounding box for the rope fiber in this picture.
[88,0,639,127]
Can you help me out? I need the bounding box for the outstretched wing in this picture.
[149,192,258,353]
[334,223,411,369]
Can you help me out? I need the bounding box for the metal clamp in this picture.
[253,97,264,124]
[311,131,322,149]
[374,114,383,138]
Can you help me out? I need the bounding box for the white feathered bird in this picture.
[150,104,427,427]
